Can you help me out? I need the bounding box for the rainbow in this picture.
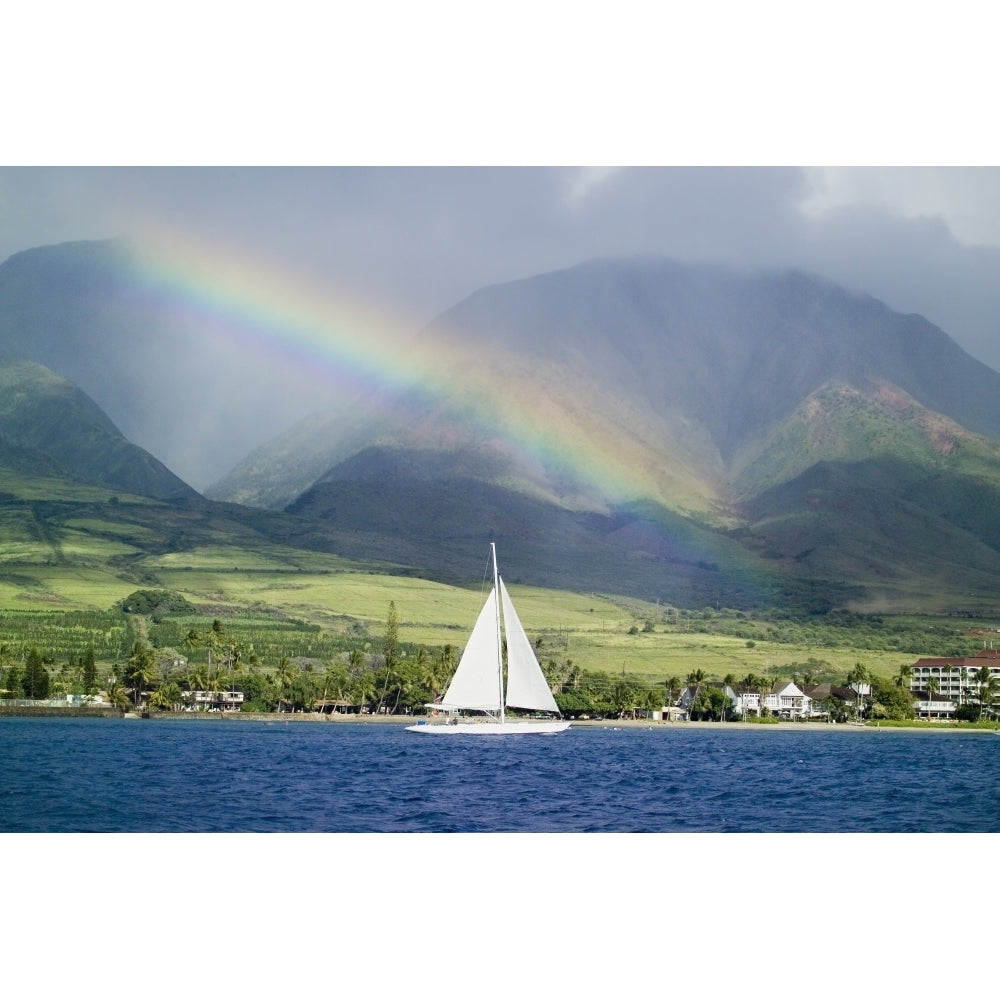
[123,226,695,510]
[126,226,427,402]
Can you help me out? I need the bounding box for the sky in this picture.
[3,7,1000,489]
[3,4,998,365]
[2,165,998,365]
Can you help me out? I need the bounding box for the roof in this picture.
[911,656,1000,668]
[803,683,832,699]
[803,683,857,702]
[770,680,805,696]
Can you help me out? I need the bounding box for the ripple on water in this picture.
[2,718,999,832]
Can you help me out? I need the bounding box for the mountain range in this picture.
[2,240,1000,612]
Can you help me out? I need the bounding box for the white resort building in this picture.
[908,648,1000,719]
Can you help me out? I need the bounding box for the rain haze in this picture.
[3,7,998,491]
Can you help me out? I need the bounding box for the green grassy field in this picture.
[1,547,991,685]
[1,464,994,686]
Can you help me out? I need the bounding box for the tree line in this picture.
[3,603,997,722]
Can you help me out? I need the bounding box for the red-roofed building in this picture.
[909,648,1000,719]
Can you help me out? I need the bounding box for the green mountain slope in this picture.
[728,378,1000,499]
[0,361,197,500]
[213,257,1000,513]
[203,258,1000,611]
[286,446,781,607]
[0,239,322,489]
[5,247,1000,614]
[738,457,1000,611]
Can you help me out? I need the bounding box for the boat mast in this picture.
[491,542,505,724]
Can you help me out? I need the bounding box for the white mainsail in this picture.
[409,544,568,734]
[437,588,503,711]
[499,578,560,713]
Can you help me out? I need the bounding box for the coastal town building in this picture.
[678,683,740,718]
[183,689,245,711]
[908,648,1000,719]
[800,683,861,719]
[734,680,811,719]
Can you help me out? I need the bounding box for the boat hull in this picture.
[405,720,570,735]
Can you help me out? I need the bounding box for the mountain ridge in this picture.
[0,360,197,501]
[219,255,1000,609]
[3,244,1000,611]
[212,255,1000,513]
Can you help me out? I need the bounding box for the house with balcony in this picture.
[734,680,811,718]
[182,689,245,712]
[767,680,810,718]
[908,648,1000,719]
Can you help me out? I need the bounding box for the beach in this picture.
[2,705,992,732]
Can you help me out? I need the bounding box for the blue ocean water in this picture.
[1,717,997,832]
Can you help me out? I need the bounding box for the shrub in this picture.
[120,590,194,615]
[955,703,982,722]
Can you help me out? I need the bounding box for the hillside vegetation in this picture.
[3,245,1000,617]
[209,257,1000,612]
[0,459,992,694]
[0,360,196,500]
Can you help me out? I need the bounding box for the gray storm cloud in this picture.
[1,166,998,490]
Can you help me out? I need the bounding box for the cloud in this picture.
[2,166,999,489]
[799,167,1000,247]
[561,167,624,210]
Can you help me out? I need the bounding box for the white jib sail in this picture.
[499,578,561,713]
[438,588,503,711]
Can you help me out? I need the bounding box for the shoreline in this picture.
[2,706,995,733]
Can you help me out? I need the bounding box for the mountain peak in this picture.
[0,359,197,500]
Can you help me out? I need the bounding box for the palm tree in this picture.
[348,647,366,675]
[926,675,940,718]
[207,667,228,708]
[350,670,376,713]
[738,673,759,719]
[417,657,442,703]
[610,678,638,718]
[895,663,913,688]
[390,659,416,715]
[223,639,243,698]
[0,641,11,696]
[974,667,998,721]
[665,676,680,705]
[822,693,844,723]
[184,629,202,661]
[244,644,260,674]
[756,673,771,718]
[345,648,370,710]
[564,662,582,693]
[186,662,208,696]
[437,644,455,684]
[149,681,182,711]
[275,656,296,710]
[127,641,157,709]
[848,663,870,719]
[104,677,130,712]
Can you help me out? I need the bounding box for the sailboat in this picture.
[406,544,570,735]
